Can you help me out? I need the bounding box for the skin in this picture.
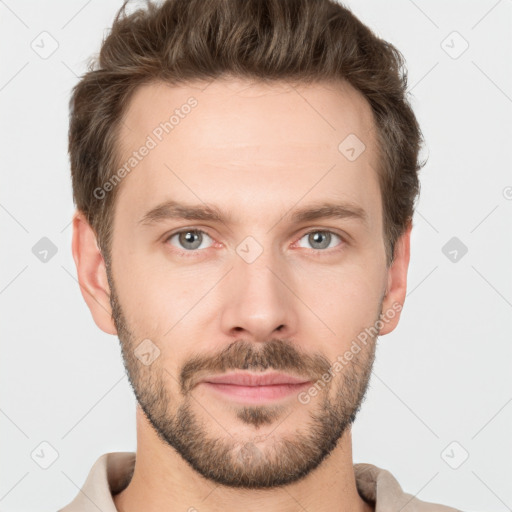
[72,77,411,512]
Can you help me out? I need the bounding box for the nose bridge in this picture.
[235,233,286,309]
[219,233,297,340]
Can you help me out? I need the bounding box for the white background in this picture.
[1,1,511,511]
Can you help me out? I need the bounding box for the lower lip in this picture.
[201,382,311,403]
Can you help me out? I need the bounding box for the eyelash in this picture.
[163,228,346,257]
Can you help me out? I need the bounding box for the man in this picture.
[60,0,461,510]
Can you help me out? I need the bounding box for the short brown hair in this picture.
[68,0,425,267]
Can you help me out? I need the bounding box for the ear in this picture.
[378,221,412,336]
[71,210,117,335]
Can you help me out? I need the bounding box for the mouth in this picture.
[197,371,312,403]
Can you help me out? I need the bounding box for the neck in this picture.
[113,407,374,512]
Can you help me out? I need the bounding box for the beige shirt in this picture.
[58,452,461,512]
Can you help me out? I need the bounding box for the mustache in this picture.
[180,338,332,394]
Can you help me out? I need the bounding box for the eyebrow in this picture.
[138,199,368,227]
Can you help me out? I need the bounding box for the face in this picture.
[97,78,404,488]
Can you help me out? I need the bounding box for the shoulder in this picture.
[354,462,462,511]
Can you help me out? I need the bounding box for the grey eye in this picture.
[168,230,213,251]
[297,231,342,250]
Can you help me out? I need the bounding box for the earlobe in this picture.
[379,221,412,336]
[71,210,117,335]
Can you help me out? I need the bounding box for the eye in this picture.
[166,229,214,252]
[164,228,345,256]
[296,230,344,251]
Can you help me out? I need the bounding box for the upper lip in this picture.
[201,372,311,387]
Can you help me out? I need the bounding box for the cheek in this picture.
[110,251,169,337]
[300,262,384,339]
[114,251,217,344]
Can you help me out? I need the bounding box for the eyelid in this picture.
[298,227,346,239]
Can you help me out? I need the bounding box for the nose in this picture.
[219,245,299,343]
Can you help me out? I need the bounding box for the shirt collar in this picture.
[59,452,459,512]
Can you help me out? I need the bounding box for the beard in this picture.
[106,265,379,490]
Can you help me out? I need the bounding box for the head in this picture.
[70,0,424,489]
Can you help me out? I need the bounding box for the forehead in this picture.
[119,77,376,154]
[115,77,381,227]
